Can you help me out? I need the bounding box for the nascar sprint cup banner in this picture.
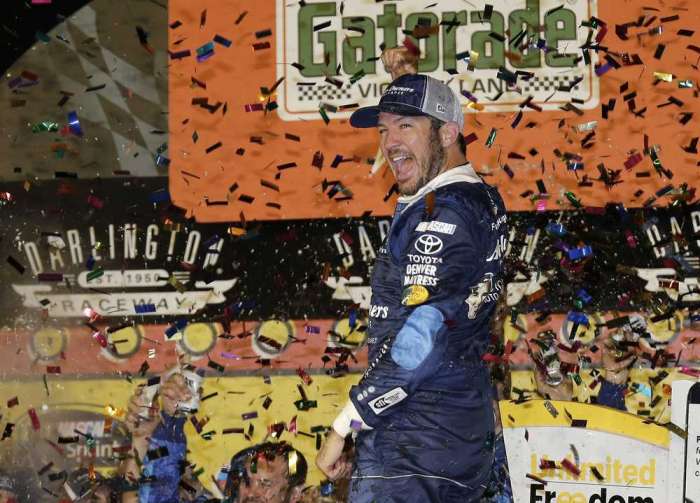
[275,0,599,120]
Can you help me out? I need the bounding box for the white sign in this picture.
[668,380,700,503]
[276,0,599,121]
[12,273,237,317]
[503,401,669,503]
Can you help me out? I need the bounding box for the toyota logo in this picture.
[414,234,443,255]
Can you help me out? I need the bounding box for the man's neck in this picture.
[437,151,468,177]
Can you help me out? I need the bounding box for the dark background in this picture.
[1,0,93,73]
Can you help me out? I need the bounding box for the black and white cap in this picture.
[350,74,464,131]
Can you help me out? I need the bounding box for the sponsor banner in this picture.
[2,180,699,327]
[2,402,132,502]
[170,0,700,221]
[0,375,359,492]
[502,400,670,503]
[668,380,700,502]
[276,0,599,120]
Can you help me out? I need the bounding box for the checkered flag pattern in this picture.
[297,83,354,102]
[0,0,167,180]
[522,74,576,93]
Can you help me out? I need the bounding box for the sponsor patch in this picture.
[415,220,457,235]
[414,234,443,255]
[368,387,408,415]
[402,285,430,306]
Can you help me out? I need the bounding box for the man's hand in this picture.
[125,386,160,440]
[316,430,352,481]
[600,330,636,386]
[381,46,418,81]
[533,365,573,401]
[159,372,192,417]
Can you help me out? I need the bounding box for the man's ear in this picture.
[440,122,460,148]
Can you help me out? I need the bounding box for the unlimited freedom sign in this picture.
[275,0,599,120]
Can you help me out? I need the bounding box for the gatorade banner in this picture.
[275,0,599,120]
[168,0,700,222]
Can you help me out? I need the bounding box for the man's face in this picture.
[378,112,445,196]
[235,456,300,503]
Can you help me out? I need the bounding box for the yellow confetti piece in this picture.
[653,71,673,82]
[228,226,246,236]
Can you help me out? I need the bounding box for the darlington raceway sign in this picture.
[1,178,699,324]
[275,0,599,120]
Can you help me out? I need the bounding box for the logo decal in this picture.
[368,387,408,415]
[465,273,502,319]
[415,221,456,235]
[414,234,443,255]
[401,285,430,306]
[276,0,599,121]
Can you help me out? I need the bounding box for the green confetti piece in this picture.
[319,106,330,125]
[486,128,497,148]
[350,69,365,84]
[565,191,581,208]
[86,268,104,282]
[32,121,59,133]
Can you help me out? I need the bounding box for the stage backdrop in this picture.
[0,0,699,498]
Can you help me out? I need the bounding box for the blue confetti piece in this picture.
[67,111,83,136]
[576,289,592,305]
[546,222,567,236]
[349,309,357,328]
[213,34,232,47]
[196,41,215,62]
[637,384,652,398]
[155,154,170,169]
[135,303,156,314]
[567,245,593,261]
[320,482,334,497]
[149,189,170,204]
[86,255,95,271]
[567,311,589,326]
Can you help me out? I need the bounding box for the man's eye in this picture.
[399,123,411,129]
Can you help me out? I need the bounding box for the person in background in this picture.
[217,442,307,503]
[120,368,308,503]
[120,369,212,502]
[532,322,638,410]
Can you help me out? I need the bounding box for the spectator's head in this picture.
[223,442,307,503]
[0,471,17,503]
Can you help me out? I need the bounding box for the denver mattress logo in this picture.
[276,0,598,121]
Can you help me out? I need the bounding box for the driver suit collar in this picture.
[396,163,482,211]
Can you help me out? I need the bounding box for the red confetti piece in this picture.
[28,408,41,431]
[560,458,581,478]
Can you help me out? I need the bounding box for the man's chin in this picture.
[398,180,420,196]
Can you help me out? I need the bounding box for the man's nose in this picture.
[382,128,401,151]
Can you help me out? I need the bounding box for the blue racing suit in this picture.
[332,164,508,503]
[138,413,213,502]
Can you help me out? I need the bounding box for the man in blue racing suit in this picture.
[316,48,508,503]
